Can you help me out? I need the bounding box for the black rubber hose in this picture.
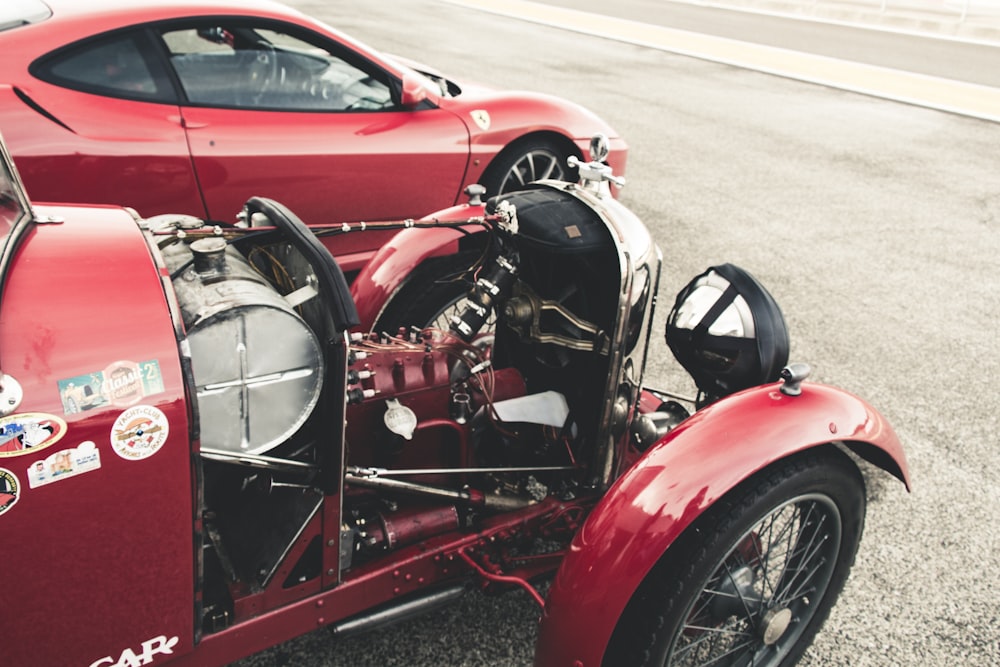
[244,196,359,332]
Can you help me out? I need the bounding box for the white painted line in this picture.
[669,0,1000,47]
[445,0,1000,122]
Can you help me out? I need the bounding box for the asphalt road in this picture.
[538,0,1000,86]
[235,1,1000,665]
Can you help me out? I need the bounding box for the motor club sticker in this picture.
[0,467,19,517]
[27,441,101,489]
[111,405,169,461]
[58,359,165,414]
[0,413,68,458]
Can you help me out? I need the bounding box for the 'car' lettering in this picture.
[88,635,179,667]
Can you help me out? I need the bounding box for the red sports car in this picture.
[0,0,626,273]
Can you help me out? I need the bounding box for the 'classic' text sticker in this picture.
[58,359,164,414]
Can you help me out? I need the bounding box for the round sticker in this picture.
[0,413,68,458]
[111,405,169,461]
[0,467,20,516]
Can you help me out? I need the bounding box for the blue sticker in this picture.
[58,359,164,414]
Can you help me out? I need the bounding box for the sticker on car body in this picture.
[88,634,180,667]
[26,441,101,489]
[58,359,165,414]
[0,467,20,516]
[111,405,169,461]
[0,413,68,458]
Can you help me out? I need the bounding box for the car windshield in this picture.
[0,0,51,32]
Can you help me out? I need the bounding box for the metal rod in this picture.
[347,464,576,478]
[457,549,546,609]
[330,585,468,638]
[200,447,319,471]
[345,473,470,500]
[647,387,698,404]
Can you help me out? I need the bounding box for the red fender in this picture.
[349,202,487,331]
[533,381,910,667]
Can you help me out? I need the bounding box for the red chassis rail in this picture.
[167,496,588,667]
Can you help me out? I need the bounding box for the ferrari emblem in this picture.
[470,110,491,131]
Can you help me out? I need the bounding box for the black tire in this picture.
[481,138,576,195]
[603,447,866,667]
[373,250,483,333]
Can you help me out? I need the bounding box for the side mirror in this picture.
[400,71,429,109]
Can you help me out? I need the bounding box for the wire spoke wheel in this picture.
[373,250,488,334]
[603,449,866,667]
[668,494,842,667]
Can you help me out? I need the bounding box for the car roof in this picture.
[40,0,304,20]
[3,0,318,38]
[0,1,50,31]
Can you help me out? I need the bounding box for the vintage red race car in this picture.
[0,132,908,667]
[0,0,626,279]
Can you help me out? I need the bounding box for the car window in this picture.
[160,23,394,111]
[32,31,176,103]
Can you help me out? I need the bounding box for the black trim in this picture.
[13,87,71,131]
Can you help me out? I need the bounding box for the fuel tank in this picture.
[161,237,324,455]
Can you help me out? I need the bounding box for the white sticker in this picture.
[111,406,169,461]
[27,441,101,488]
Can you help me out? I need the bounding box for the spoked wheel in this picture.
[483,140,576,195]
[604,448,866,667]
[372,250,487,334]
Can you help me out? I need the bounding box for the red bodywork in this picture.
[350,201,486,330]
[0,0,626,274]
[0,147,908,667]
[535,383,910,666]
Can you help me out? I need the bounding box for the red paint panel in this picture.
[349,204,485,330]
[534,382,909,666]
[181,106,471,225]
[0,205,195,666]
[0,86,202,218]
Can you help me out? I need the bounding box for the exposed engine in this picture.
[149,178,664,629]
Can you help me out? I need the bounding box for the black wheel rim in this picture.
[666,493,843,667]
[498,149,565,193]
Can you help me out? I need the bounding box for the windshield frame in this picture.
[0,130,36,370]
[0,130,33,254]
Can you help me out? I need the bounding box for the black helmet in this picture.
[666,264,789,403]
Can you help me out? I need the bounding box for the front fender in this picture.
[534,381,910,667]
[349,202,486,330]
